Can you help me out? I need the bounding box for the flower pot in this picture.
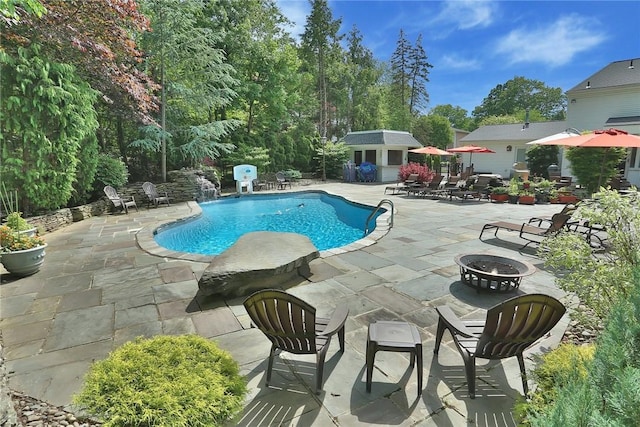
[558,195,578,204]
[508,194,519,204]
[518,195,536,205]
[490,194,509,203]
[0,244,47,276]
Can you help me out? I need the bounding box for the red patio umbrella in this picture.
[446,145,496,165]
[409,146,451,156]
[534,128,640,189]
[534,128,640,147]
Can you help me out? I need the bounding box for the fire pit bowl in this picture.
[454,254,536,292]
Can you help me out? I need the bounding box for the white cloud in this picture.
[275,0,310,40]
[439,54,481,70]
[495,14,607,67]
[434,0,498,30]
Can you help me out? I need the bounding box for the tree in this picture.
[0,44,99,212]
[430,104,473,131]
[407,34,433,115]
[412,115,452,170]
[300,0,342,147]
[526,145,560,179]
[472,76,566,124]
[343,25,383,132]
[388,30,433,130]
[387,29,412,130]
[135,0,241,177]
[4,0,159,124]
[565,147,627,195]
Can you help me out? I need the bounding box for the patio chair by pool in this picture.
[434,293,566,398]
[142,181,171,208]
[479,213,571,248]
[103,186,138,214]
[243,289,348,394]
[276,171,292,189]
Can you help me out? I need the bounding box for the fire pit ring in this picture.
[454,254,536,292]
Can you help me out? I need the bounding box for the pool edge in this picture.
[135,192,392,262]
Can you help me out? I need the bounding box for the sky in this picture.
[275,0,640,116]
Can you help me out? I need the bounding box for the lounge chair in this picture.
[243,289,348,394]
[276,171,292,189]
[385,173,419,195]
[103,185,138,214]
[527,203,577,227]
[434,293,566,398]
[416,175,446,198]
[479,213,571,248]
[142,181,171,208]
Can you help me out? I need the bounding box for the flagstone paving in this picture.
[0,182,572,426]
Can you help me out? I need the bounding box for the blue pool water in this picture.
[153,191,383,255]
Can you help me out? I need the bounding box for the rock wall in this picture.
[24,169,216,234]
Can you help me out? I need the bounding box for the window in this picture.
[365,150,376,164]
[388,150,402,165]
[354,151,363,165]
[630,148,638,169]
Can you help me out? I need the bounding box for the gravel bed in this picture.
[9,392,101,427]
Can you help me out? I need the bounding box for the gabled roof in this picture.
[567,58,640,93]
[343,130,422,147]
[461,121,568,143]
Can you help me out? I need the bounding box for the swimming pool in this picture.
[153,191,384,255]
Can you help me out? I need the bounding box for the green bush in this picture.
[539,188,639,318]
[514,343,595,425]
[526,144,559,179]
[529,271,640,426]
[93,154,130,191]
[565,146,626,196]
[73,335,247,427]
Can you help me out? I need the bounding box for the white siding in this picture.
[567,88,640,131]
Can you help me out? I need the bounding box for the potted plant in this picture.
[518,189,536,205]
[4,211,37,236]
[557,187,578,204]
[0,225,47,276]
[507,179,521,204]
[534,179,554,204]
[489,186,509,203]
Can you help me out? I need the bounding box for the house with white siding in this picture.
[457,57,640,186]
[458,121,568,178]
[563,58,640,186]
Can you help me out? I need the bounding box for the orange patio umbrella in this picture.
[534,128,640,189]
[409,146,451,156]
[446,144,496,164]
[533,128,640,148]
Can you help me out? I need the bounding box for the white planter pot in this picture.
[0,244,47,276]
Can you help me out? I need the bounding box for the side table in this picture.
[366,320,423,397]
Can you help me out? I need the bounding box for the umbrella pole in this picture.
[597,148,609,190]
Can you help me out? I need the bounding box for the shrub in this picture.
[565,146,626,196]
[514,343,595,425]
[73,335,247,427]
[528,271,640,426]
[526,144,559,179]
[397,162,435,182]
[92,154,130,191]
[539,188,639,318]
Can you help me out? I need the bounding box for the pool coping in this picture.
[135,190,393,263]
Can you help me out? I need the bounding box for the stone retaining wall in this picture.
[25,169,217,234]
